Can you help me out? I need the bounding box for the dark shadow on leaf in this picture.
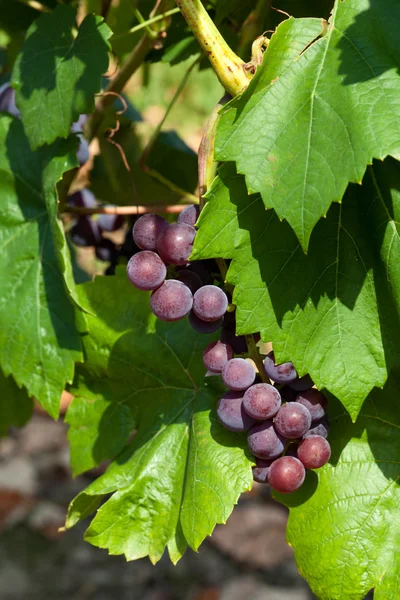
[337,0,400,85]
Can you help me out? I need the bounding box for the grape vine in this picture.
[1,1,400,599]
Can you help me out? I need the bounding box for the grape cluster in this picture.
[68,189,124,262]
[126,208,331,494]
[127,207,230,326]
[0,82,89,166]
[216,351,330,494]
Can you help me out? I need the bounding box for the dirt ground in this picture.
[0,413,374,600]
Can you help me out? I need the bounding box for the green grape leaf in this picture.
[0,116,83,418]
[91,124,198,206]
[279,375,400,600]
[65,270,253,562]
[0,370,33,436]
[12,4,112,149]
[216,3,400,249]
[192,159,400,419]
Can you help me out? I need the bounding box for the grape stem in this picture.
[64,204,190,215]
[175,0,251,96]
[246,335,270,384]
[112,8,181,40]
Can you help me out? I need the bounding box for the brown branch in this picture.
[65,204,188,215]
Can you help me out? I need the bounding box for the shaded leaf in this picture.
[12,5,111,149]
[65,270,253,562]
[0,370,33,436]
[0,116,83,418]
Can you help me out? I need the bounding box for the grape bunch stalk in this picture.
[126,207,331,495]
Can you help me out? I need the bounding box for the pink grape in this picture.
[274,402,312,439]
[297,436,331,469]
[296,389,327,422]
[247,421,285,460]
[263,351,297,384]
[150,279,193,322]
[133,213,168,251]
[268,457,306,494]
[243,384,281,420]
[222,358,255,391]
[217,392,255,432]
[178,204,200,227]
[203,341,233,373]
[193,285,228,322]
[127,251,167,291]
[157,223,196,265]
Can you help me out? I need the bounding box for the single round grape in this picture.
[222,358,256,391]
[268,456,305,494]
[188,311,223,334]
[263,351,297,384]
[287,373,314,391]
[297,436,331,469]
[127,251,167,291]
[133,213,168,252]
[217,392,255,432]
[76,137,90,166]
[252,458,273,484]
[274,402,312,439]
[243,384,281,420]
[247,421,285,460]
[203,341,233,373]
[157,223,196,265]
[178,204,200,227]
[150,279,193,322]
[70,216,101,247]
[176,268,203,294]
[97,210,125,232]
[303,417,329,439]
[193,285,228,322]
[0,82,20,118]
[68,188,96,209]
[95,239,117,262]
[296,389,327,422]
[220,328,248,354]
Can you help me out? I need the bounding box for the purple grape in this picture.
[222,358,256,391]
[97,210,124,232]
[274,402,312,439]
[0,83,20,118]
[95,239,117,262]
[132,213,168,252]
[178,204,200,227]
[127,251,167,291]
[247,421,285,460]
[150,279,193,322]
[287,373,314,391]
[203,341,233,373]
[68,189,96,209]
[176,268,203,293]
[188,311,223,334]
[217,391,255,432]
[243,384,281,420]
[263,351,297,384]
[252,458,273,484]
[70,216,101,247]
[296,389,327,422]
[193,285,228,322]
[157,223,196,265]
[268,456,305,494]
[297,436,331,469]
[303,417,329,439]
